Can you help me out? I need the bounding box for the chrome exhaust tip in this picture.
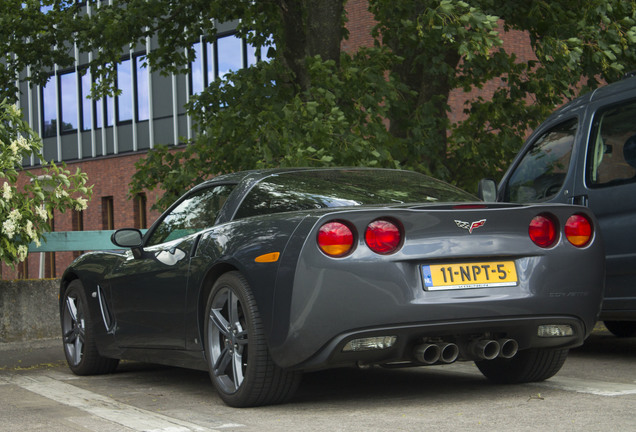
[439,343,460,363]
[497,338,519,359]
[414,343,441,365]
[468,339,500,360]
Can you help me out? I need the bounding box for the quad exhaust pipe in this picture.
[414,338,518,365]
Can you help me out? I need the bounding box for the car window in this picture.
[146,184,235,246]
[504,118,577,203]
[234,169,476,219]
[587,99,636,187]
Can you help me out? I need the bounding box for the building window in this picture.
[117,59,133,123]
[17,257,28,280]
[42,76,57,138]
[80,70,92,130]
[106,94,114,126]
[116,54,149,123]
[190,33,261,95]
[136,56,149,121]
[94,95,103,129]
[102,196,114,230]
[59,70,78,132]
[246,42,258,68]
[191,41,205,95]
[134,193,147,229]
[216,34,243,80]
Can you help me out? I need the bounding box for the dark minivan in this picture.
[484,74,636,337]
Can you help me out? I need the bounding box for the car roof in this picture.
[194,167,409,190]
[549,74,636,119]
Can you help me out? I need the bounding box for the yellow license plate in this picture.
[422,261,517,291]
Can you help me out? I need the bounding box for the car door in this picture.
[500,117,580,205]
[573,98,636,315]
[105,184,235,349]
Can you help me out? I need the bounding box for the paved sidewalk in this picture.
[0,338,66,370]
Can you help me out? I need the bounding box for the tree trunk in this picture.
[278,0,344,91]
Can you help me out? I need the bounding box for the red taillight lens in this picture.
[529,214,557,248]
[565,214,592,247]
[365,219,402,255]
[317,221,355,257]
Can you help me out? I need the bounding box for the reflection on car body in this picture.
[60,168,604,407]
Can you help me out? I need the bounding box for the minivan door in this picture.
[572,98,636,318]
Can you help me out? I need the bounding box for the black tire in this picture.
[604,321,636,338]
[61,279,119,375]
[204,271,301,407]
[475,348,568,384]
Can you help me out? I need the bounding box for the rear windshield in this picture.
[234,169,476,219]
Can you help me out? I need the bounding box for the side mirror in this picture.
[111,228,144,258]
[478,179,497,202]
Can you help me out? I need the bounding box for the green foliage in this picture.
[5,0,636,207]
[0,100,92,266]
[369,0,636,189]
[132,48,404,210]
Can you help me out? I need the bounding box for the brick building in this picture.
[3,0,536,280]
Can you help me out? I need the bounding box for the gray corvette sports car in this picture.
[60,168,604,407]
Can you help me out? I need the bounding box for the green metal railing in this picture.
[28,230,147,252]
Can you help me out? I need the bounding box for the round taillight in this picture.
[529,214,557,248]
[317,221,355,257]
[365,219,402,255]
[565,214,592,247]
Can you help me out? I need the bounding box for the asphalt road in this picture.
[1,326,635,432]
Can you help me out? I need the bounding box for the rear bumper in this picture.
[291,315,586,371]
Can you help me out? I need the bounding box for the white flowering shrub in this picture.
[0,99,92,266]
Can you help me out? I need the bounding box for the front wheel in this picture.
[61,280,119,375]
[475,348,568,384]
[204,272,301,407]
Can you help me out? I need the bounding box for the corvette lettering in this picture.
[455,219,487,234]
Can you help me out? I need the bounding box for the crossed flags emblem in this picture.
[454,219,487,234]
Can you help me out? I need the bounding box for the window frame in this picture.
[585,98,636,189]
[502,117,579,203]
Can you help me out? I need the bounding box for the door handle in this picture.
[570,195,589,206]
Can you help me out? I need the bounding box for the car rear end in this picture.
[269,203,604,371]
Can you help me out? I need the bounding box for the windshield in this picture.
[234,169,476,219]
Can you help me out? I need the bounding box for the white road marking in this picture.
[1,374,243,432]
[532,376,636,397]
[434,362,636,397]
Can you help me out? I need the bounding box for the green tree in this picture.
[370,0,636,186]
[0,100,92,266]
[5,1,636,210]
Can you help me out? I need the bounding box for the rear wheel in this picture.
[204,271,300,407]
[61,280,119,375]
[475,348,568,384]
[604,321,636,338]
